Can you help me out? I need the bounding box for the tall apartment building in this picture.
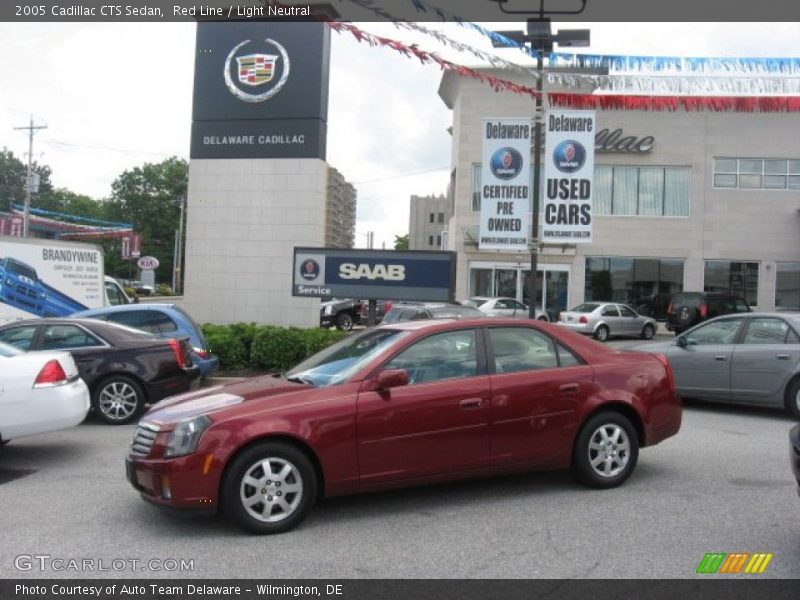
[409,194,452,250]
[325,167,357,248]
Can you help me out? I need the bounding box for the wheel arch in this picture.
[783,373,800,413]
[219,434,326,504]
[576,402,646,451]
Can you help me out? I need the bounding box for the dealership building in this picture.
[438,68,800,319]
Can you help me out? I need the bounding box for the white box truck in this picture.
[0,236,132,325]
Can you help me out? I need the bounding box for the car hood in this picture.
[142,375,310,428]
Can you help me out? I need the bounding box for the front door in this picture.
[356,328,490,484]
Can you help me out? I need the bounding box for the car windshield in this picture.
[0,341,22,357]
[468,298,490,308]
[671,294,702,308]
[5,259,36,279]
[571,303,601,313]
[286,328,410,388]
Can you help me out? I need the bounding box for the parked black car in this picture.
[0,318,199,425]
[382,303,485,323]
[665,291,750,334]
[791,424,800,500]
[320,298,362,330]
[359,300,392,325]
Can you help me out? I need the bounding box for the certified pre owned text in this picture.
[16,5,165,17]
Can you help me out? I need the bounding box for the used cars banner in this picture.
[543,110,596,244]
[479,118,531,252]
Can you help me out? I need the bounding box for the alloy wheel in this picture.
[97,381,139,422]
[240,457,304,523]
[587,424,631,478]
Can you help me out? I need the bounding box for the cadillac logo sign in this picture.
[224,38,290,103]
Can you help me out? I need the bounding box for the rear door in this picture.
[600,304,622,336]
[356,328,490,484]
[730,317,800,403]
[486,326,593,466]
[618,304,641,336]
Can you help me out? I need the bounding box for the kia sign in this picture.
[543,110,596,243]
[292,248,456,302]
[480,118,531,252]
[137,256,160,271]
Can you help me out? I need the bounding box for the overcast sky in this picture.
[0,22,798,249]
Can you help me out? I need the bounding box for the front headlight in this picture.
[165,415,212,457]
[324,305,334,315]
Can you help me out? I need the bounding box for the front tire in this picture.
[572,412,639,488]
[641,324,655,340]
[785,379,800,419]
[222,441,318,534]
[92,375,145,425]
[594,325,610,342]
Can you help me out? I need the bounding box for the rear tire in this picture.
[222,441,318,534]
[785,379,800,419]
[641,324,655,340]
[594,325,610,342]
[573,412,639,488]
[92,375,145,425]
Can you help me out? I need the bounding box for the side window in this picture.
[105,282,123,305]
[619,305,637,317]
[601,305,619,317]
[684,318,743,345]
[0,326,37,350]
[489,327,558,373]
[787,328,800,344]
[384,329,477,385]
[735,299,750,312]
[556,342,583,367]
[107,311,158,333]
[42,325,102,350]
[512,300,526,310]
[495,299,511,309]
[742,318,790,345]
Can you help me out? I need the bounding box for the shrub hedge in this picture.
[201,323,348,372]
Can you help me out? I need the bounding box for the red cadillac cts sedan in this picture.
[126,319,681,534]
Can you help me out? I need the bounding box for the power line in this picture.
[352,166,450,185]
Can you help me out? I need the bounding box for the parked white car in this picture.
[466,296,550,321]
[558,302,657,342]
[0,342,90,443]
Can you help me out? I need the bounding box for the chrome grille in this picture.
[129,423,159,457]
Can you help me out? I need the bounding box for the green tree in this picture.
[393,233,409,251]
[0,148,53,211]
[106,157,187,283]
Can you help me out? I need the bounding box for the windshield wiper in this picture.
[286,375,315,386]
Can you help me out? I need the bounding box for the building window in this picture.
[594,166,690,217]
[429,213,435,223]
[585,257,684,320]
[438,212,444,223]
[474,163,689,216]
[776,262,800,310]
[713,158,800,190]
[436,235,442,247]
[704,260,759,306]
[428,235,434,246]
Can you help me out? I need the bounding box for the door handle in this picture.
[459,398,483,410]
[559,383,580,393]
[713,356,726,361]
[776,354,791,360]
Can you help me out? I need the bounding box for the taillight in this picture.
[666,302,673,315]
[699,303,708,319]
[579,316,588,324]
[384,302,392,313]
[169,339,186,368]
[192,346,209,359]
[653,353,676,394]
[33,359,68,387]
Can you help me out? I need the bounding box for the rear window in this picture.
[571,303,601,313]
[670,294,703,308]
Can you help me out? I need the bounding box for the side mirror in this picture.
[676,336,687,348]
[375,369,409,392]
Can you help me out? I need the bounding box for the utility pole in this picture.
[175,196,186,294]
[13,115,47,238]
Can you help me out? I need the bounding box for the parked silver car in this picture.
[628,312,800,417]
[558,302,657,341]
[466,296,549,321]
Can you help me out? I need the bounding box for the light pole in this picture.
[492,3,590,318]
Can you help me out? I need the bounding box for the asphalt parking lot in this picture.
[1,338,798,579]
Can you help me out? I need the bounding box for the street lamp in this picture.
[491,14,590,318]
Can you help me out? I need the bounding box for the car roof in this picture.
[75,303,178,315]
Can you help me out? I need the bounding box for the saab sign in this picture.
[292,248,456,302]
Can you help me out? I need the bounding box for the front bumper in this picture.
[320,315,335,327]
[126,451,221,510]
[790,424,800,499]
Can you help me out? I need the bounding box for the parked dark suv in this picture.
[665,291,751,334]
